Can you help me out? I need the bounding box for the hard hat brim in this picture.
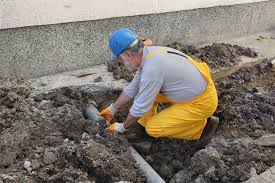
[111,53,117,61]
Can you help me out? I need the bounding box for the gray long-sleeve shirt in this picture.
[123,46,207,117]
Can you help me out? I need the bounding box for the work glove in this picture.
[98,103,117,122]
[107,122,128,133]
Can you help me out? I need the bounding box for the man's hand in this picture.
[98,104,117,121]
[107,122,128,133]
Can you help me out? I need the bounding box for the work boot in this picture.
[193,116,219,149]
[126,123,150,143]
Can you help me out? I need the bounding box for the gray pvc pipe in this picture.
[85,104,105,123]
[129,146,166,183]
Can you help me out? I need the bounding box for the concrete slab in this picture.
[212,56,266,81]
[226,32,275,59]
[31,33,275,94]
[31,64,128,95]
[243,165,275,183]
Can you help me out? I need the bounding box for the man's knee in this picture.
[145,124,162,138]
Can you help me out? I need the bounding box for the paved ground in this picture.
[31,33,275,94]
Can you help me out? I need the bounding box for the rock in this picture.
[82,132,91,140]
[94,76,103,82]
[24,160,32,173]
[132,141,152,154]
[0,174,15,182]
[34,153,41,159]
[31,160,41,170]
[63,138,70,143]
[195,174,207,183]
[191,147,221,174]
[255,134,275,147]
[249,167,257,178]
[204,166,216,177]
[170,169,193,183]
[144,155,154,164]
[0,151,16,168]
[43,150,58,165]
[172,160,183,170]
[38,100,52,110]
[159,163,173,179]
[271,59,275,72]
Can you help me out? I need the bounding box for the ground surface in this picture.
[108,43,274,183]
[0,79,144,183]
[139,60,275,183]
[1,42,274,183]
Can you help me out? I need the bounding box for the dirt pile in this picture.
[106,42,273,182]
[107,43,258,82]
[171,143,274,183]
[167,42,258,69]
[216,60,275,139]
[135,60,275,182]
[0,79,144,183]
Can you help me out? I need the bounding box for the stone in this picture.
[170,169,193,183]
[255,134,275,147]
[195,174,207,183]
[31,160,41,170]
[43,150,58,165]
[204,166,216,177]
[0,151,16,168]
[159,163,173,179]
[23,160,32,173]
[249,167,257,178]
[81,132,91,140]
[63,138,70,143]
[94,76,103,82]
[191,147,221,174]
[171,160,183,170]
[131,141,152,154]
[271,59,275,72]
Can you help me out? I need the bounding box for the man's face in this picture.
[118,52,138,72]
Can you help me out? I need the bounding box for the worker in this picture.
[99,28,219,145]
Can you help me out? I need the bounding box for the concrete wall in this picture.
[0,1,275,78]
[0,0,268,29]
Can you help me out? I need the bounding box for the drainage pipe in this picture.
[129,146,166,183]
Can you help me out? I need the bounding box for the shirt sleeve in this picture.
[123,69,141,98]
[130,79,163,117]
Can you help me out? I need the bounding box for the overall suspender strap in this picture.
[145,50,188,60]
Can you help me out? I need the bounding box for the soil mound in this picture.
[167,42,258,69]
[108,43,258,82]
[0,79,144,183]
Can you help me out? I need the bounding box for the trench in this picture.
[29,58,275,183]
[1,42,274,183]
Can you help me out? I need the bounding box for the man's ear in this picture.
[124,51,133,59]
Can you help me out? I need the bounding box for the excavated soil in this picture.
[138,60,275,183]
[107,43,273,183]
[0,79,145,183]
[1,43,273,183]
[108,43,258,82]
[167,42,258,69]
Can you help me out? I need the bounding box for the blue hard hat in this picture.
[109,28,138,59]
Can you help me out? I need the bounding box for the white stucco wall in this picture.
[0,0,268,29]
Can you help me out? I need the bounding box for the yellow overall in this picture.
[138,50,218,140]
